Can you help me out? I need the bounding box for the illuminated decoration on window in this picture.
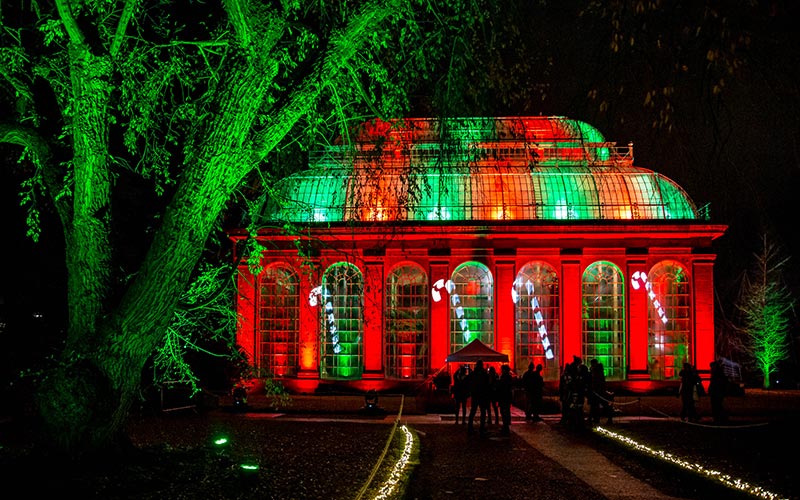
[385,264,429,380]
[513,262,560,380]
[431,278,455,303]
[319,263,363,380]
[646,261,691,381]
[582,262,626,381]
[263,117,701,224]
[450,262,494,352]
[257,264,300,377]
[432,278,468,340]
[309,282,337,354]
[631,271,668,324]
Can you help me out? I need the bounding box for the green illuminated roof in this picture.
[264,117,700,223]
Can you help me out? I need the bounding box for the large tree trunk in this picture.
[25,0,410,456]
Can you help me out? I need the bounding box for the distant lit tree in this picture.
[736,234,796,389]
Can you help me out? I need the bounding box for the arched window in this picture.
[450,262,494,352]
[514,261,560,381]
[257,264,300,377]
[319,262,363,380]
[647,260,691,381]
[385,263,429,379]
[582,262,626,381]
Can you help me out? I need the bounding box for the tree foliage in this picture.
[735,234,796,388]
[0,0,500,454]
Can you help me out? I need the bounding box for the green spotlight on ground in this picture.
[213,437,229,446]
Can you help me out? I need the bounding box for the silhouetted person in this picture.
[708,361,728,424]
[521,362,544,421]
[561,359,585,429]
[573,362,590,429]
[679,362,700,422]
[452,364,469,424]
[589,358,612,424]
[497,364,514,435]
[487,365,500,425]
[558,362,571,424]
[467,359,491,436]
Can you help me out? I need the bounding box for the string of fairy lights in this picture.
[372,425,414,500]
[593,425,787,500]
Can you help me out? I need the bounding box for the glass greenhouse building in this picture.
[229,116,727,393]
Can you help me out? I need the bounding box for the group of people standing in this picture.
[452,356,730,437]
[451,360,514,436]
[679,360,729,424]
[452,356,613,435]
[558,356,614,429]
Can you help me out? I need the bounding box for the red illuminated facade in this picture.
[229,117,727,393]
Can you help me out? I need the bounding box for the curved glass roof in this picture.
[263,117,699,223]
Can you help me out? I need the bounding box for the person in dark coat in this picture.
[452,364,469,424]
[497,364,514,435]
[708,360,728,424]
[521,362,544,421]
[487,365,500,425]
[466,359,491,436]
[558,362,572,424]
[589,358,613,424]
[679,362,701,422]
[571,363,590,429]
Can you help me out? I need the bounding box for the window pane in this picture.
[320,263,364,380]
[450,262,494,351]
[647,261,691,381]
[385,264,429,379]
[582,262,626,381]
[514,261,560,381]
[257,264,300,377]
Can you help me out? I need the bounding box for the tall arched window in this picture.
[319,262,363,380]
[514,261,560,380]
[450,262,494,352]
[257,264,300,377]
[582,262,626,381]
[647,260,691,380]
[385,263,429,379]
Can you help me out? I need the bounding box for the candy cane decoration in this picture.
[512,278,554,359]
[630,271,668,324]
[431,278,471,343]
[309,285,341,353]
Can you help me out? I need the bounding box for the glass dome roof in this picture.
[263,117,699,223]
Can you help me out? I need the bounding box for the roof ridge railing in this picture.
[309,142,634,168]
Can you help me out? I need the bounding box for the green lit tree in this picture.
[0,0,498,454]
[735,234,796,389]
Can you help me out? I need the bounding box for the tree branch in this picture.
[54,0,86,48]
[223,0,252,47]
[110,0,141,57]
[250,0,407,161]
[0,123,72,229]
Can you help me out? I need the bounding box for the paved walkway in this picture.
[398,408,683,500]
[260,398,682,500]
[509,416,682,500]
